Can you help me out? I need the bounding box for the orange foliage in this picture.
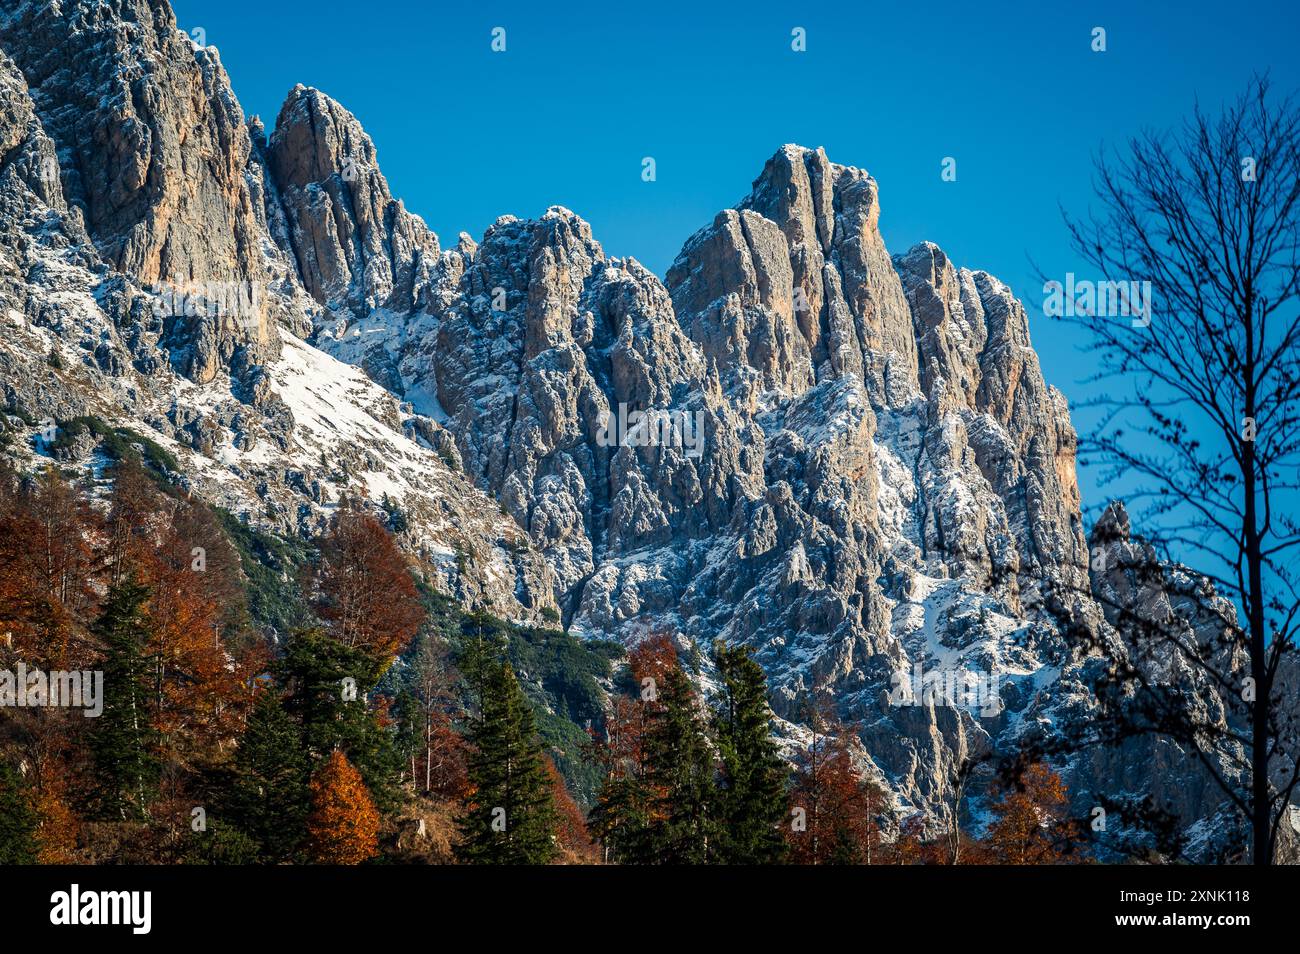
[34,774,79,864]
[102,462,253,761]
[312,505,424,662]
[544,755,598,863]
[787,720,886,864]
[984,763,1077,864]
[0,465,99,669]
[306,750,380,865]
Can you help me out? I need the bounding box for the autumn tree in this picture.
[311,504,424,664]
[0,465,98,667]
[401,635,469,799]
[586,634,676,863]
[983,763,1078,864]
[544,755,598,863]
[306,750,380,865]
[787,706,886,865]
[104,470,252,765]
[33,774,79,864]
[586,695,653,863]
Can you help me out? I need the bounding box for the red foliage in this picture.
[312,504,424,663]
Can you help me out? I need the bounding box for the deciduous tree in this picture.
[306,750,380,865]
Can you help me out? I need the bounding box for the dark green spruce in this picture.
[712,641,789,864]
[456,660,557,864]
[88,580,159,821]
[226,690,311,862]
[642,665,718,864]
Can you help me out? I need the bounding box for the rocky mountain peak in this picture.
[267,83,441,319]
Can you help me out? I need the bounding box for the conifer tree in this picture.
[456,660,557,864]
[228,691,311,862]
[306,750,380,865]
[0,761,36,864]
[642,665,718,864]
[278,628,402,811]
[587,633,678,863]
[712,642,789,864]
[89,580,159,820]
[587,697,653,863]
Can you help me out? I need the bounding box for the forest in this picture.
[0,432,1087,865]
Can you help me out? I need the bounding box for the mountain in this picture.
[0,0,1276,857]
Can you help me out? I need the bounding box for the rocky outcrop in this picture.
[267,85,441,319]
[287,117,1247,846]
[0,5,553,625]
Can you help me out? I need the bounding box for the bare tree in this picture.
[1052,76,1300,864]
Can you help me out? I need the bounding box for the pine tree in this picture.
[0,761,36,864]
[456,660,558,864]
[642,665,718,864]
[305,750,380,865]
[228,691,311,862]
[89,580,159,820]
[278,628,402,811]
[712,642,789,863]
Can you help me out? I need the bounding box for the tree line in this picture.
[0,454,1082,864]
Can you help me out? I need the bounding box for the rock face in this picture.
[267,85,441,321]
[0,0,1274,858]
[0,0,280,384]
[0,1,553,625]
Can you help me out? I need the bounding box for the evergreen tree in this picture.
[228,691,311,862]
[183,820,262,865]
[586,633,679,863]
[456,660,558,864]
[642,665,718,864]
[586,694,655,863]
[0,761,36,864]
[588,770,652,863]
[89,580,159,820]
[712,642,789,863]
[277,628,402,811]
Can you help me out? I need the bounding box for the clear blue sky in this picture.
[172,0,1299,515]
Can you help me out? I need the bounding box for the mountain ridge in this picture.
[0,0,1269,857]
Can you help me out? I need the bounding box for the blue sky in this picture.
[173,0,1299,513]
